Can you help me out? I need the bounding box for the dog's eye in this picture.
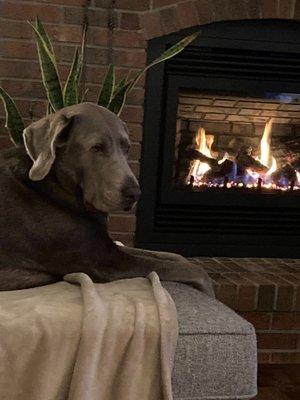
[123,144,130,155]
[90,144,105,153]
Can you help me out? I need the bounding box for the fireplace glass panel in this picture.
[175,90,300,193]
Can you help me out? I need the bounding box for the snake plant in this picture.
[0,18,200,145]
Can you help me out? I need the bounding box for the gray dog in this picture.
[0,102,214,296]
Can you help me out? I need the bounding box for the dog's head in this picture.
[23,102,141,213]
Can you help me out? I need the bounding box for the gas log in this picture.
[271,163,297,183]
[236,152,268,174]
[202,160,236,181]
[184,149,219,169]
[291,158,300,172]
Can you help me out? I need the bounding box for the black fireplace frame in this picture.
[136,19,300,257]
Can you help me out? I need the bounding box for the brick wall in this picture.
[1,0,300,363]
[2,0,300,246]
[190,257,300,364]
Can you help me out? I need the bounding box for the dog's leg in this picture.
[105,247,215,298]
[0,267,60,290]
[119,245,191,264]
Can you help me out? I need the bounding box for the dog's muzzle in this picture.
[121,182,141,211]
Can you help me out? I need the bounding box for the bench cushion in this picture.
[163,282,257,400]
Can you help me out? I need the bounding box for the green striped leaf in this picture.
[29,21,64,111]
[46,101,54,115]
[35,17,54,54]
[0,87,24,145]
[129,31,200,93]
[108,31,200,115]
[108,80,132,116]
[113,77,126,95]
[63,47,81,106]
[97,64,115,108]
[63,25,86,106]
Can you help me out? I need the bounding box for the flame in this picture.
[259,119,273,168]
[266,156,277,176]
[191,128,213,178]
[187,119,300,190]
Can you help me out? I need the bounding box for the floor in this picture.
[253,364,300,399]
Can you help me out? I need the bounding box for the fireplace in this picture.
[136,19,300,258]
[176,90,300,191]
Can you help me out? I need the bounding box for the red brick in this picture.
[160,6,180,35]
[1,99,46,120]
[126,88,145,107]
[120,106,144,123]
[66,7,107,27]
[24,0,86,5]
[115,0,150,11]
[108,214,136,232]
[194,0,215,24]
[261,273,295,311]
[257,333,299,350]
[94,0,111,8]
[177,2,199,29]
[0,135,14,150]
[128,161,140,178]
[270,352,300,363]
[87,27,109,46]
[226,0,249,20]
[114,50,146,68]
[245,273,276,311]
[128,143,141,161]
[295,0,300,18]
[262,0,278,18]
[2,41,37,60]
[257,352,271,364]
[0,80,45,99]
[127,123,143,142]
[119,12,141,30]
[245,0,261,18]
[0,20,33,39]
[0,1,64,23]
[272,313,300,330]
[84,66,108,85]
[113,31,146,49]
[140,11,163,39]
[47,25,83,44]
[211,0,233,22]
[210,274,237,308]
[225,273,257,311]
[240,312,271,330]
[278,0,295,18]
[153,0,176,8]
[0,60,40,80]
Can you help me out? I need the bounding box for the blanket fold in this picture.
[0,272,178,400]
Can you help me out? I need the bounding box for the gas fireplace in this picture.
[176,91,300,193]
[136,20,300,258]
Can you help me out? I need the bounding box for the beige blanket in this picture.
[0,272,178,400]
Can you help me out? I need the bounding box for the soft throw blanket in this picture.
[0,272,178,400]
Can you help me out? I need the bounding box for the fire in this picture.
[259,119,273,168]
[188,119,299,191]
[190,128,213,177]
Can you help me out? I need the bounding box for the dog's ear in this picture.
[23,113,74,181]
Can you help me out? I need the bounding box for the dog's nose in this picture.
[122,184,141,203]
[121,177,141,211]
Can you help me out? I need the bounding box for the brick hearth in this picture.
[1,0,300,362]
[190,257,300,363]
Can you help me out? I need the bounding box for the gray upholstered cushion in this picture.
[163,282,257,400]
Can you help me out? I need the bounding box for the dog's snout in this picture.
[122,185,141,202]
[121,179,141,211]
